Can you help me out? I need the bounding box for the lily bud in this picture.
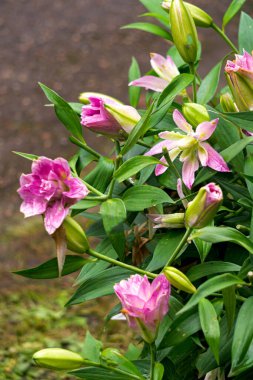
[162,1,213,28]
[164,266,196,293]
[170,0,199,64]
[104,103,141,135]
[182,103,210,127]
[148,213,185,229]
[225,50,253,111]
[185,183,223,229]
[220,92,238,113]
[33,348,85,370]
[79,92,121,105]
[63,216,89,253]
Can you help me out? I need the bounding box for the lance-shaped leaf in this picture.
[121,22,172,41]
[114,156,161,182]
[197,62,222,105]
[122,185,173,211]
[239,12,253,53]
[187,261,241,282]
[128,57,141,108]
[199,298,220,364]
[223,0,246,29]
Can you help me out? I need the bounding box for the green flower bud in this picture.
[225,72,253,112]
[148,213,185,229]
[163,266,196,293]
[220,92,238,113]
[33,348,85,370]
[185,183,223,229]
[163,0,213,28]
[182,102,210,127]
[63,216,89,253]
[170,0,199,64]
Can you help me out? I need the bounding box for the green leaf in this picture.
[82,331,102,363]
[39,83,83,140]
[156,74,193,107]
[102,348,144,379]
[128,57,141,108]
[139,12,169,26]
[121,22,172,41]
[187,261,241,282]
[223,0,246,29]
[14,255,88,279]
[221,136,253,163]
[146,231,185,271]
[122,185,173,211]
[139,0,169,26]
[13,151,39,161]
[199,298,220,364]
[230,297,253,376]
[66,267,133,306]
[223,286,236,333]
[239,12,253,53]
[153,362,164,380]
[100,199,126,260]
[178,274,245,315]
[114,156,161,182]
[70,366,139,380]
[84,157,114,192]
[197,62,222,104]
[193,236,212,262]
[191,227,253,254]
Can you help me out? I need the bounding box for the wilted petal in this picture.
[52,225,67,277]
[150,53,179,81]
[195,119,219,141]
[182,153,199,189]
[129,75,168,92]
[173,109,193,133]
[202,142,230,172]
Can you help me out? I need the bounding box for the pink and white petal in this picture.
[150,53,179,81]
[182,154,199,189]
[198,144,208,166]
[129,75,168,92]
[173,109,193,133]
[145,140,175,156]
[44,201,69,235]
[155,158,168,176]
[20,197,47,218]
[202,142,230,172]
[195,119,219,141]
[31,157,53,179]
[63,178,89,200]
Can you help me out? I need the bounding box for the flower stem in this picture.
[69,136,101,159]
[81,180,105,197]
[163,227,193,268]
[189,64,197,102]
[149,343,156,380]
[211,23,239,53]
[88,248,157,279]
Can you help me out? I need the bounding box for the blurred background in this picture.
[0,0,252,378]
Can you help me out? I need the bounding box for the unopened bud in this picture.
[220,92,238,113]
[182,102,210,127]
[79,92,121,105]
[170,0,198,64]
[63,216,89,253]
[33,348,85,370]
[248,271,253,284]
[185,183,223,229]
[148,213,185,229]
[163,266,196,293]
[162,0,213,28]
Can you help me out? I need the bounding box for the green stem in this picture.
[189,64,197,103]
[149,343,156,380]
[211,23,239,53]
[88,248,157,279]
[137,139,152,148]
[69,136,101,159]
[164,228,193,268]
[81,180,105,197]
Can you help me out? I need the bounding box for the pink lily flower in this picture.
[129,53,179,92]
[145,110,230,189]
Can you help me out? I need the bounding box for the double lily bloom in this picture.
[146,109,230,189]
[129,53,179,92]
[18,157,89,234]
[225,50,253,111]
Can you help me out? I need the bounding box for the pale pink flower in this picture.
[114,274,170,334]
[129,53,179,92]
[146,109,230,189]
[18,157,89,234]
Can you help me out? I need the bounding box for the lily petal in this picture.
[173,109,193,133]
[198,144,208,166]
[195,119,219,141]
[182,153,199,189]
[145,140,177,156]
[201,142,230,172]
[155,156,168,176]
[150,53,179,81]
[129,75,168,92]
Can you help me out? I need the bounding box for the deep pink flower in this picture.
[114,274,170,335]
[81,96,140,138]
[129,53,179,92]
[18,157,89,234]
[146,109,230,189]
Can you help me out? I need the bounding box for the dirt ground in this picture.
[0,0,252,378]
